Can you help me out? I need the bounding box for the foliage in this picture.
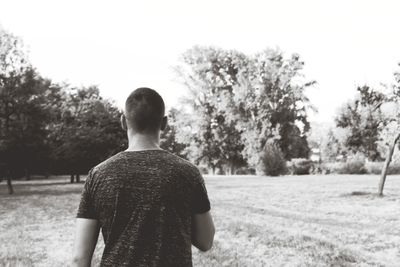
[0,29,53,178]
[175,46,314,173]
[378,66,400,154]
[364,161,400,175]
[0,28,130,186]
[174,46,247,174]
[288,158,314,175]
[376,119,400,161]
[160,108,187,158]
[373,63,400,178]
[320,128,349,162]
[340,153,367,174]
[321,160,400,175]
[48,86,126,175]
[322,153,366,174]
[335,86,386,161]
[0,29,29,78]
[233,49,314,169]
[260,142,287,176]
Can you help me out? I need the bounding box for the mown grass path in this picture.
[1,175,399,266]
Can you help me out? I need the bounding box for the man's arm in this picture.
[72,218,100,267]
[192,211,215,252]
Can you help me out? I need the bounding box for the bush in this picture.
[339,153,367,174]
[235,167,256,175]
[365,161,400,175]
[288,158,314,175]
[261,143,287,176]
[320,162,343,174]
[322,153,366,174]
[388,164,400,174]
[322,154,367,174]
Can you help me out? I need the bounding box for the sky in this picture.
[1,0,400,122]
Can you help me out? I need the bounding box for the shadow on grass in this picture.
[341,191,380,198]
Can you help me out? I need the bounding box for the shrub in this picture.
[365,161,400,175]
[388,164,400,174]
[261,143,287,176]
[365,161,384,175]
[235,167,256,175]
[321,162,343,174]
[340,153,367,174]
[322,153,367,174]
[288,158,314,175]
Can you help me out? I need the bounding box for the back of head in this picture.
[125,87,165,133]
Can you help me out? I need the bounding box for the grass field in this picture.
[1,174,399,267]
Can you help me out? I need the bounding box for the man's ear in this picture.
[160,116,168,131]
[121,114,128,131]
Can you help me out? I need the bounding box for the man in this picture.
[72,87,215,267]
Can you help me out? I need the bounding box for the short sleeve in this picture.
[191,169,211,214]
[76,169,97,219]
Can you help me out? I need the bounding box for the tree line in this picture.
[2,28,400,195]
[165,46,400,183]
[0,29,127,193]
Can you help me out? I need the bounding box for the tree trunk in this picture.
[378,133,400,196]
[70,174,75,183]
[225,163,235,176]
[76,174,80,183]
[7,176,13,194]
[25,169,31,180]
[208,166,216,175]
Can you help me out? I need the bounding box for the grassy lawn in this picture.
[1,174,399,266]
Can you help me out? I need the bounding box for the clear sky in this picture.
[1,0,400,122]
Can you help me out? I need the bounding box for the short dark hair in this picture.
[125,87,165,133]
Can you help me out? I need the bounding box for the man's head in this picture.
[122,87,166,134]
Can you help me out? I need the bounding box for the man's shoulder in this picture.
[165,152,200,173]
[91,152,125,175]
[91,150,198,171]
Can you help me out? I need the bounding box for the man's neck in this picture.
[126,131,161,151]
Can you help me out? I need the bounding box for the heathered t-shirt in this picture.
[76,150,211,267]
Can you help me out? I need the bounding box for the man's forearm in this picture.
[72,218,99,267]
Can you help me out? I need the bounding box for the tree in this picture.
[174,46,314,175]
[320,127,349,162]
[0,29,51,193]
[335,85,386,161]
[0,27,131,191]
[1,69,53,177]
[160,108,187,159]
[48,86,127,182]
[174,46,247,174]
[378,132,400,196]
[378,64,400,195]
[233,49,315,172]
[261,142,287,176]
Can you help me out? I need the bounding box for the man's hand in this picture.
[72,218,100,267]
[192,211,215,251]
